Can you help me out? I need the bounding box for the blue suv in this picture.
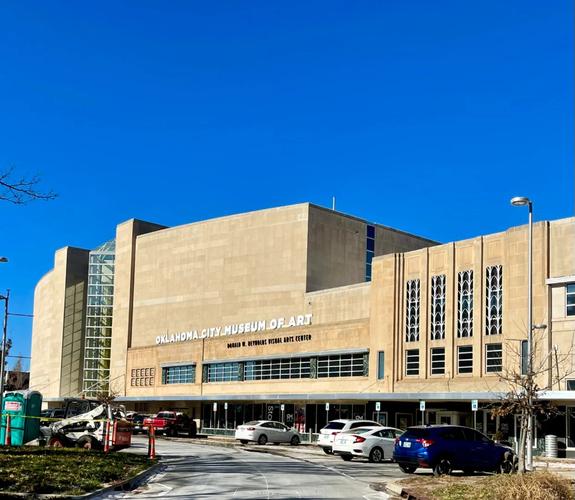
[393,425,516,476]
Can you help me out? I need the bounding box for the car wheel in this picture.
[48,436,65,448]
[290,435,300,446]
[258,434,268,445]
[341,454,353,461]
[398,463,417,474]
[499,452,516,474]
[76,436,97,450]
[240,440,249,445]
[322,448,333,455]
[433,457,453,477]
[369,447,384,463]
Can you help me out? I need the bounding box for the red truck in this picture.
[143,411,197,437]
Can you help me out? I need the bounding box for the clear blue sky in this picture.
[0,1,573,370]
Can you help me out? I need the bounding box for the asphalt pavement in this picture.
[93,435,575,499]
[96,435,405,499]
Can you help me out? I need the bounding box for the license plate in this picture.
[403,441,411,448]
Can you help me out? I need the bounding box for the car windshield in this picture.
[157,412,173,418]
[402,428,430,439]
[244,421,260,426]
[323,422,346,430]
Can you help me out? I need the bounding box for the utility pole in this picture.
[0,290,10,409]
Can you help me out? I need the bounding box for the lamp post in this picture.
[0,290,9,410]
[510,196,533,469]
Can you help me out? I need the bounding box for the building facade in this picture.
[30,204,575,450]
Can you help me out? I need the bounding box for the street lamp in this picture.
[510,196,533,469]
[0,291,8,410]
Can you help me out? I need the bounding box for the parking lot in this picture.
[103,434,407,499]
[137,433,410,481]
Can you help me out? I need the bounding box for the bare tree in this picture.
[2,338,12,370]
[491,329,574,473]
[0,168,57,204]
[95,387,120,406]
[11,356,23,372]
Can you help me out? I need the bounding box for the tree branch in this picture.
[0,168,57,204]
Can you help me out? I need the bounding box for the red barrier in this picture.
[148,425,156,459]
[103,420,111,453]
[5,414,11,446]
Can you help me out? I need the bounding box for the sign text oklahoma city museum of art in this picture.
[155,313,313,345]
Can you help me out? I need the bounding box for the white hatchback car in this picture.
[235,420,301,446]
[317,419,382,454]
[333,426,403,462]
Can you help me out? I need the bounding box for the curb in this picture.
[0,462,163,500]
[383,481,405,496]
[74,461,163,499]
[369,481,405,499]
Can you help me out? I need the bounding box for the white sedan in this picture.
[235,420,301,446]
[333,426,403,462]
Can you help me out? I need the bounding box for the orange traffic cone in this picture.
[5,414,11,446]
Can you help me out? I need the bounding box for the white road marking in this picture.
[234,451,271,499]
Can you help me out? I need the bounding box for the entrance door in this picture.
[439,415,453,425]
[437,412,466,426]
[266,404,281,422]
[396,413,413,430]
[372,412,388,425]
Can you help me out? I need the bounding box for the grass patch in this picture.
[0,447,154,495]
[401,471,574,500]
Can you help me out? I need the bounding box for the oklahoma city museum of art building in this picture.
[30,203,575,450]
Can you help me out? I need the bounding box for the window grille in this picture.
[406,349,419,376]
[365,225,375,281]
[377,351,385,380]
[162,365,195,384]
[430,347,445,375]
[82,239,116,396]
[567,284,575,316]
[317,353,365,378]
[457,270,473,337]
[458,345,473,374]
[244,357,311,380]
[486,343,503,373]
[430,275,446,340]
[405,279,420,342]
[206,362,241,382]
[486,265,503,335]
[204,352,368,382]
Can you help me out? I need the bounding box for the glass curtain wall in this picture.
[82,239,115,396]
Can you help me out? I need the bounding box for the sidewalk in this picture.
[162,433,329,458]
[534,457,575,479]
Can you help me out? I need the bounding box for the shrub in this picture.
[434,471,574,500]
